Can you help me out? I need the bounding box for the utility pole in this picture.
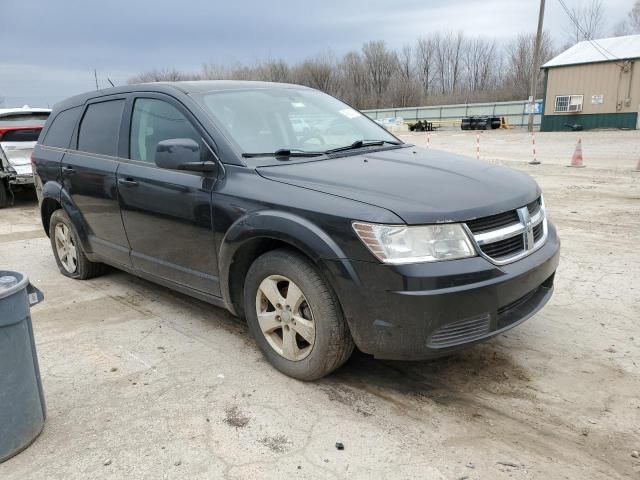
[528,0,546,133]
[94,69,99,90]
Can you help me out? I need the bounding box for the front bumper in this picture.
[8,174,35,186]
[326,223,560,360]
[2,166,34,186]
[8,164,35,185]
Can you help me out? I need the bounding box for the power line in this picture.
[556,0,626,68]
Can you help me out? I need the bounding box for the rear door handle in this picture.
[118,178,139,187]
[61,165,75,175]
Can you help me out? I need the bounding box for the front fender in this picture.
[218,210,362,315]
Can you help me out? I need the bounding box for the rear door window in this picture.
[41,107,81,148]
[78,100,125,156]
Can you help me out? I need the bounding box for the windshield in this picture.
[192,88,399,154]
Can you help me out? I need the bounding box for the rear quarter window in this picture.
[77,100,125,156]
[41,107,82,149]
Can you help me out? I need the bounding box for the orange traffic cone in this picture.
[568,138,586,168]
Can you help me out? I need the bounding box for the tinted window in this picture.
[41,107,81,148]
[78,100,125,156]
[2,129,42,142]
[130,98,204,163]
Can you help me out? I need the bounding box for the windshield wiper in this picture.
[324,139,402,154]
[242,148,324,159]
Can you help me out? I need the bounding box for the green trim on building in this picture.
[540,112,638,131]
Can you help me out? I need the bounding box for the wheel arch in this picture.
[40,181,91,252]
[40,180,64,236]
[40,197,61,237]
[219,210,361,318]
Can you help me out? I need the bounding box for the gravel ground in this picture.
[400,128,640,171]
[1,129,639,479]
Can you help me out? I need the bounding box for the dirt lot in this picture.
[1,129,639,479]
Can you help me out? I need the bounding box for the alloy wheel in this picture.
[255,275,316,361]
[54,223,78,274]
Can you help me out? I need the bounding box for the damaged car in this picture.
[32,81,560,380]
[0,106,51,207]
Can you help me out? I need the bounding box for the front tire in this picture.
[49,209,106,279]
[244,249,354,381]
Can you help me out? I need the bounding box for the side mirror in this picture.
[155,138,200,170]
[155,138,218,173]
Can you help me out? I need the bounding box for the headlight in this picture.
[352,222,476,264]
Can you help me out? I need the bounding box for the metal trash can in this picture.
[0,271,45,463]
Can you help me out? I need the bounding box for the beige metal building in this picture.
[541,34,640,131]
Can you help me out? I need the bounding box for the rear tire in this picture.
[49,209,106,279]
[0,181,8,208]
[244,249,354,381]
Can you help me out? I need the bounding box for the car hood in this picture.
[256,146,540,224]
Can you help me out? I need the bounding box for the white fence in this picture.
[362,100,543,128]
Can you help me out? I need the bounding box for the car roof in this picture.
[53,80,312,111]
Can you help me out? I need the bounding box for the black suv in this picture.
[32,81,560,380]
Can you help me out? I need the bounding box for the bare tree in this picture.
[613,0,640,36]
[613,20,631,36]
[631,0,640,32]
[565,0,606,46]
[415,36,436,96]
[294,53,339,96]
[504,32,555,100]
[129,30,558,109]
[434,32,465,95]
[464,37,498,93]
[361,41,398,107]
[397,45,413,83]
[256,59,291,83]
[338,51,370,107]
[127,67,192,84]
[200,63,228,80]
[387,44,421,107]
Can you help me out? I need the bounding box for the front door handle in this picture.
[61,165,75,176]
[118,178,139,187]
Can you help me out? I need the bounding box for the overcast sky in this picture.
[0,0,632,107]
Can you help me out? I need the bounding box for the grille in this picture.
[427,314,491,348]
[465,197,546,264]
[428,282,551,349]
[533,222,543,242]
[496,285,545,330]
[466,210,519,234]
[480,235,524,259]
[527,198,541,216]
[497,287,539,318]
